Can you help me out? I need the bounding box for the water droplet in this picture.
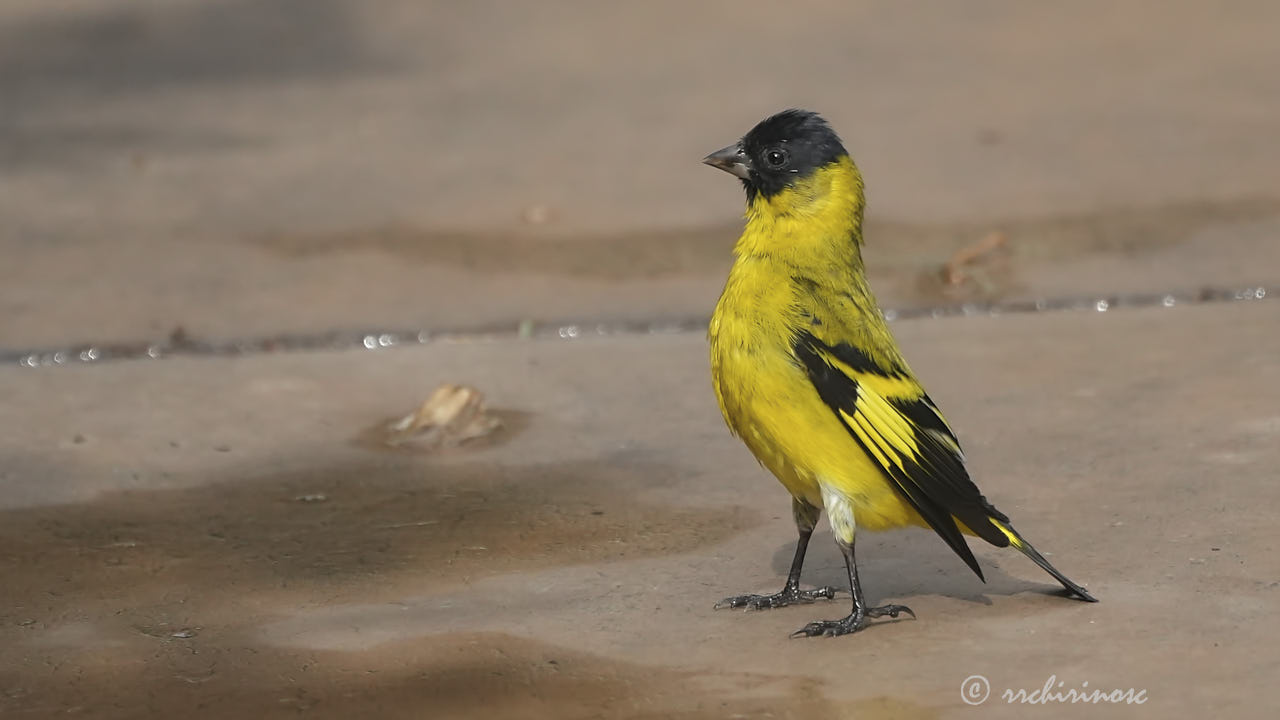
[362,336,378,350]
[417,331,431,343]
[1162,295,1176,307]
[1095,300,1109,312]
[558,325,580,339]
[147,346,161,358]
[377,334,394,347]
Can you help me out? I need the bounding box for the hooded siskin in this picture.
[704,109,1096,637]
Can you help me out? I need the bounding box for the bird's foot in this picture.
[714,586,841,611]
[789,604,915,638]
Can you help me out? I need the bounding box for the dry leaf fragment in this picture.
[384,384,502,449]
[942,231,1008,286]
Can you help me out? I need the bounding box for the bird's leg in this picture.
[791,525,914,637]
[715,499,840,610]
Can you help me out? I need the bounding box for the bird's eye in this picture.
[764,148,789,169]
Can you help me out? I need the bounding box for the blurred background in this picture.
[3,0,1277,354]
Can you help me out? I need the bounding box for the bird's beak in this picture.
[702,144,751,180]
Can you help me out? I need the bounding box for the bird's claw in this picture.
[790,619,859,638]
[867,604,914,620]
[789,603,915,638]
[714,586,841,611]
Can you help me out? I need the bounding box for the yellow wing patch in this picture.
[837,385,921,476]
[820,345,927,478]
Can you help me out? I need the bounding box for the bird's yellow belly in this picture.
[712,340,925,532]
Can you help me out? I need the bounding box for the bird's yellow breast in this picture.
[709,260,921,531]
[709,256,817,500]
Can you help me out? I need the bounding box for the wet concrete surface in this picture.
[5,628,862,720]
[4,1,1280,717]
[5,197,1280,354]
[4,304,1279,718]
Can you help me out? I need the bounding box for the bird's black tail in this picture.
[993,521,1098,602]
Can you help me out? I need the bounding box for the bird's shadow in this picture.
[770,529,1071,606]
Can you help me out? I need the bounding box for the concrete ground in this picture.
[2,1,1279,718]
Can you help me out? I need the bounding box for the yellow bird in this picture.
[703,110,1096,637]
